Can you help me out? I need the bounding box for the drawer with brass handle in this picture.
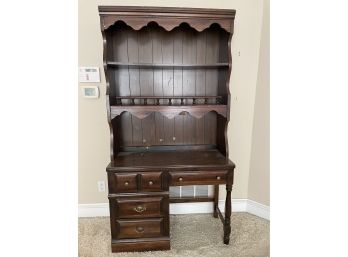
[170,170,228,186]
[112,195,169,218]
[141,172,163,192]
[115,218,164,239]
[108,173,137,193]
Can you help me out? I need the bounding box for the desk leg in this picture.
[224,183,232,244]
[213,185,219,218]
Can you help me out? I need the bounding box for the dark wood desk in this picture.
[107,150,235,252]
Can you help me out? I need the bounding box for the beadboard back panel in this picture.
[106,22,229,103]
[105,22,229,149]
[114,112,217,148]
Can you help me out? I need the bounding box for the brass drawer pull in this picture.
[136,226,144,233]
[148,180,154,185]
[134,205,146,213]
[124,181,129,186]
[178,177,183,182]
[216,176,221,180]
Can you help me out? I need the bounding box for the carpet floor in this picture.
[79,213,269,257]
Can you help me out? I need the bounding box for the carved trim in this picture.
[224,20,234,157]
[101,16,232,32]
[110,105,227,120]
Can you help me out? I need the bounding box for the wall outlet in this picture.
[97,181,106,192]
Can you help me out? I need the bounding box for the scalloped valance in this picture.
[99,6,235,33]
[110,105,227,120]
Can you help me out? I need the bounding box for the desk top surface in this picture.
[107,149,235,172]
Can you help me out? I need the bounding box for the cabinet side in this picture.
[100,14,114,161]
[225,18,235,157]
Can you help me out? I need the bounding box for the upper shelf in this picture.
[113,96,223,105]
[110,96,226,120]
[99,6,236,33]
[107,62,229,69]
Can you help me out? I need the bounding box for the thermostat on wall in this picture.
[82,86,99,99]
[79,67,100,82]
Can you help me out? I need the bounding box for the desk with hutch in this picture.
[99,6,236,252]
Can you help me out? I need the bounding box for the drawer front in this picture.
[116,196,166,218]
[170,170,228,186]
[111,173,138,193]
[116,218,164,239]
[141,172,163,192]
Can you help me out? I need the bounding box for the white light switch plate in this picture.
[79,67,100,82]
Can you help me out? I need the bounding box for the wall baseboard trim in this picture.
[246,199,270,220]
[79,199,269,220]
[78,203,110,217]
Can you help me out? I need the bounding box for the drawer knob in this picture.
[134,205,146,213]
[124,181,129,186]
[148,180,154,185]
[178,177,183,182]
[136,226,144,233]
[216,176,221,180]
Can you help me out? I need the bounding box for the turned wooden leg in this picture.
[223,168,234,244]
[224,183,232,244]
[213,185,219,218]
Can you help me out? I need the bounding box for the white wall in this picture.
[248,0,270,206]
[78,0,266,204]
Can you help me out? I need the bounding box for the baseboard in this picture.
[78,203,109,217]
[79,199,269,220]
[246,199,270,220]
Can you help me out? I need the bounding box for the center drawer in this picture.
[116,218,164,239]
[115,196,167,218]
[170,170,228,186]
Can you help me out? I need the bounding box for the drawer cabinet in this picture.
[109,194,170,245]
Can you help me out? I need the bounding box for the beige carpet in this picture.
[79,213,269,257]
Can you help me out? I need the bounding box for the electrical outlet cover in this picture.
[97,181,106,192]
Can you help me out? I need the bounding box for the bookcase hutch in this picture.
[99,6,236,252]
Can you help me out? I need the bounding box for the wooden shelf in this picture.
[114,96,223,105]
[107,62,229,69]
[114,96,222,99]
[107,149,235,171]
[110,104,227,119]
